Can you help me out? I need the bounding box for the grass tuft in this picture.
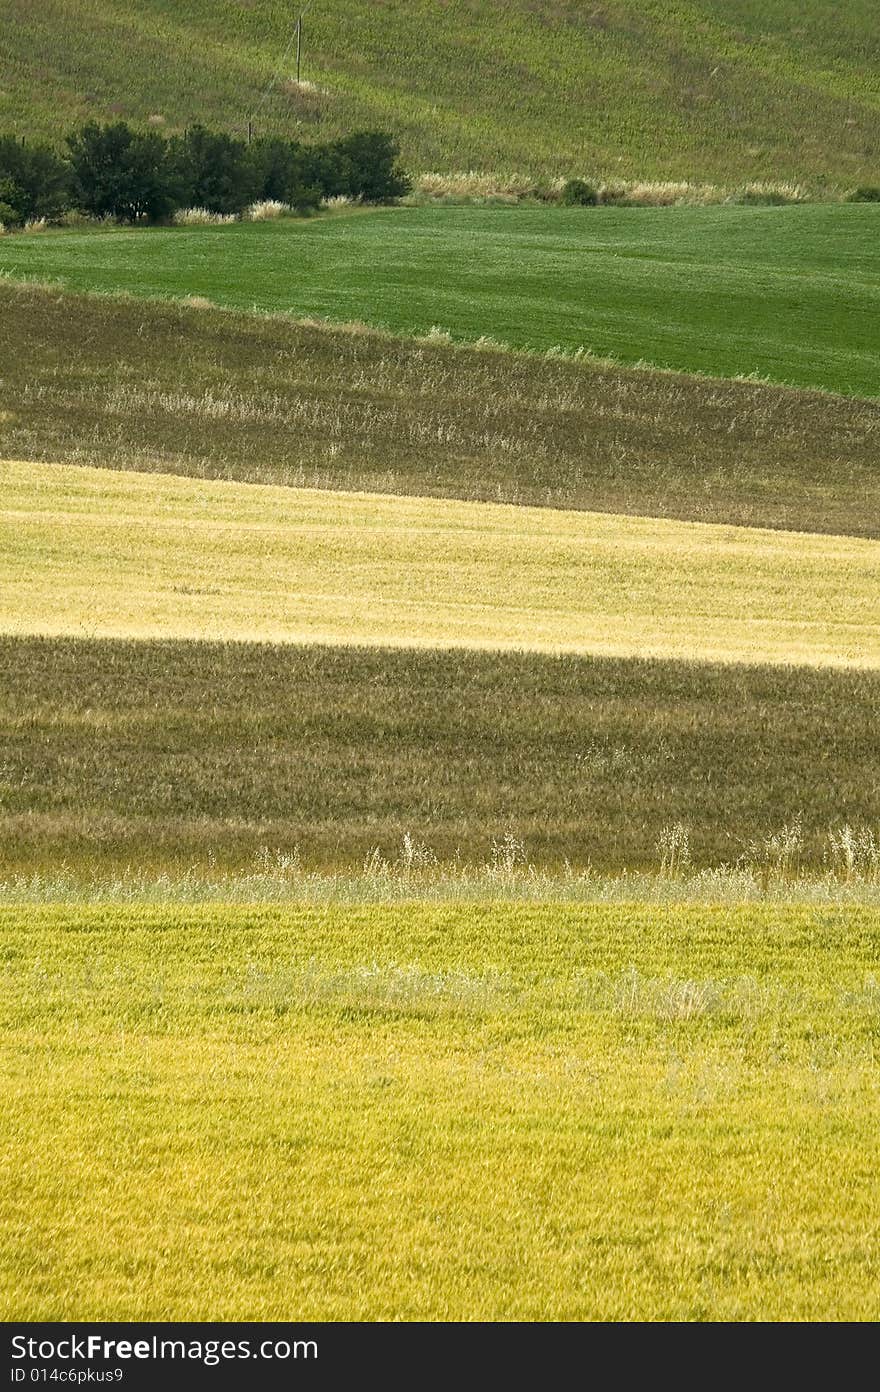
[171,207,236,226]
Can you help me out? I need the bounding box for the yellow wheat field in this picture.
[2,458,879,666]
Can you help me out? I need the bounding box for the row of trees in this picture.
[0,123,410,226]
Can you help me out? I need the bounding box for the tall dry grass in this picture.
[246,200,292,221]
[4,280,879,542]
[409,172,813,206]
[3,822,879,905]
[172,207,236,226]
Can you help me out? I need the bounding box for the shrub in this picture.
[0,135,71,223]
[169,125,260,216]
[847,186,880,203]
[561,178,598,206]
[67,122,177,222]
[332,131,411,202]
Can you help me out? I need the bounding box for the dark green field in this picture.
[3,206,879,397]
[2,0,879,184]
[4,282,879,537]
[2,635,878,875]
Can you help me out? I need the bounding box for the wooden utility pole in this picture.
[296,4,314,85]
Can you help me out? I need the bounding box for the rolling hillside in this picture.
[1,0,878,183]
[4,206,879,397]
[6,0,880,1334]
[5,282,880,538]
[4,459,879,665]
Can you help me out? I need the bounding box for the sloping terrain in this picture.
[4,459,879,664]
[1,0,878,182]
[5,0,880,1334]
[3,206,878,396]
[3,282,879,537]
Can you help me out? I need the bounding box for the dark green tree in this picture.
[250,137,321,212]
[331,131,410,202]
[169,125,260,215]
[0,136,71,224]
[299,142,352,199]
[67,122,177,221]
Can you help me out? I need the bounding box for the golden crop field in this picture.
[3,459,880,667]
[3,901,879,1322]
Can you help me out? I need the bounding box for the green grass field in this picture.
[3,633,879,875]
[4,459,879,666]
[5,282,880,537]
[2,0,879,184]
[3,901,879,1320]
[4,206,878,397]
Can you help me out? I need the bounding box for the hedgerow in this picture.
[0,122,410,226]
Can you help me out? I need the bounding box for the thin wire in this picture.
[249,4,315,127]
